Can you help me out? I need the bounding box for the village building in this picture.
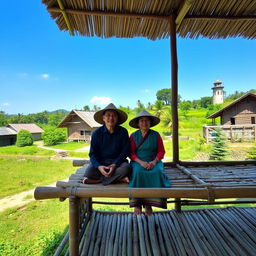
[0,123,44,146]
[0,127,17,146]
[57,110,101,143]
[204,92,256,142]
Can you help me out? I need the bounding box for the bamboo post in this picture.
[170,14,179,164]
[175,198,181,212]
[69,196,80,256]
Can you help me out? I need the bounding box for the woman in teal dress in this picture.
[129,110,171,216]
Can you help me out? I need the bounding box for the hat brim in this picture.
[129,115,160,128]
[94,109,128,125]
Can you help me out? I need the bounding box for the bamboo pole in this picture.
[34,186,256,200]
[170,14,179,163]
[69,196,79,256]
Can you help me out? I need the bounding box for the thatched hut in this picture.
[57,110,101,143]
[35,1,256,255]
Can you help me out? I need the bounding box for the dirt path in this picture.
[0,179,67,213]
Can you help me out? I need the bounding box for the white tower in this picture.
[212,80,224,104]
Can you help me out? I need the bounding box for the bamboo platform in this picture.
[79,207,256,256]
[34,162,256,256]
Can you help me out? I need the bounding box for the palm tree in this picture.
[162,107,172,128]
[154,100,164,118]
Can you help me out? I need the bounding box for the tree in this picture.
[93,105,100,111]
[210,128,228,160]
[0,111,7,126]
[48,112,66,126]
[200,96,212,108]
[162,107,172,129]
[154,100,164,118]
[179,101,191,119]
[156,88,181,105]
[156,89,171,105]
[42,128,66,146]
[135,100,145,113]
[83,105,90,111]
[16,130,33,147]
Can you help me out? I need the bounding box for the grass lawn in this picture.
[0,199,69,256]
[46,141,89,150]
[0,145,55,156]
[0,157,76,198]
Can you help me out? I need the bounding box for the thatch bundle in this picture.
[42,0,256,40]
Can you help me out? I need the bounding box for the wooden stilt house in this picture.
[35,1,256,255]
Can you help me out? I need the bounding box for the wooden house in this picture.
[0,127,17,146]
[57,110,101,143]
[35,1,256,256]
[204,93,256,142]
[7,123,44,141]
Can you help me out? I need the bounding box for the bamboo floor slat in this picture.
[57,165,256,199]
[79,207,256,256]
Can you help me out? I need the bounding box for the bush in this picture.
[42,128,66,146]
[210,128,228,160]
[247,145,256,160]
[16,130,33,147]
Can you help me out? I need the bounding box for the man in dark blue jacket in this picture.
[82,103,130,185]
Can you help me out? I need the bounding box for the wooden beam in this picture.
[56,0,74,36]
[176,0,194,29]
[170,15,179,164]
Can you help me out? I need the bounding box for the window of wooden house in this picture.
[80,130,84,135]
[252,117,256,124]
[231,117,235,125]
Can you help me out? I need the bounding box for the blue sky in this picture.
[0,1,255,115]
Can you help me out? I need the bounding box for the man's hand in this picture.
[106,164,117,177]
[98,166,110,177]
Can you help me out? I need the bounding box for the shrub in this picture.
[210,128,228,160]
[42,128,66,146]
[247,145,256,160]
[16,130,33,147]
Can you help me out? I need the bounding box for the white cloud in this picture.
[2,103,10,106]
[90,96,112,105]
[40,74,49,79]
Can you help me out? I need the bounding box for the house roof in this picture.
[0,127,17,136]
[57,110,101,128]
[42,0,256,40]
[7,124,44,134]
[207,92,256,119]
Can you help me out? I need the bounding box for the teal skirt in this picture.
[129,161,171,209]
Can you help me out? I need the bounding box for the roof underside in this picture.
[42,0,256,40]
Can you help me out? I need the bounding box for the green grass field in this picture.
[46,141,89,150]
[0,145,55,156]
[0,158,76,198]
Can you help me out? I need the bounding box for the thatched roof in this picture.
[57,110,101,128]
[207,92,256,119]
[42,0,256,40]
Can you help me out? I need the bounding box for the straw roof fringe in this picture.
[42,0,256,40]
